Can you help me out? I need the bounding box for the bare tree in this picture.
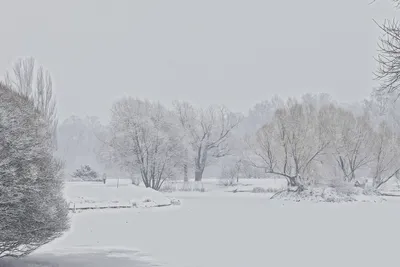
[374,19,400,100]
[106,97,184,190]
[370,121,400,190]
[4,57,58,149]
[174,101,241,182]
[370,0,400,102]
[246,99,330,191]
[329,110,374,182]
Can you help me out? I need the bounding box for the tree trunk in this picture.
[287,176,305,192]
[183,164,188,182]
[195,170,203,182]
[349,171,356,182]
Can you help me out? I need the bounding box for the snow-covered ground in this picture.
[21,177,400,267]
[4,178,400,266]
[65,181,173,209]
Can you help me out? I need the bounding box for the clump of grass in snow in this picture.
[159,183,177,193]
[160,182,206,192]
[251,187,283,193]
[179,185,206,192]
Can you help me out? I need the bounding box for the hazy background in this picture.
[0,0,396,123]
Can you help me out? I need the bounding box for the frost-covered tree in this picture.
[106,98,184,190]
[0,83,69,258]
[174,101,241,181]
[246,99,330,190]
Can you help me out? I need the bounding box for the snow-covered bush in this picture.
[72,165,100,181]
[0,83,69,258]
[271,187,357,203]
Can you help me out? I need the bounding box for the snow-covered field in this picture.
[8,178,400,267]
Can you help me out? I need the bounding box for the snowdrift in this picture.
[65,182,177,210]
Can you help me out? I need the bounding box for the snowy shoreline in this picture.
[65,182,181,212]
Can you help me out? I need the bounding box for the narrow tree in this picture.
[4,57,58,149]
[174,101,241,181]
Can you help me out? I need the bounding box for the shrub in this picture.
[0,84,69,258]
[72,165,99,181]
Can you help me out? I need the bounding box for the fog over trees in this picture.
[51,90,400,192]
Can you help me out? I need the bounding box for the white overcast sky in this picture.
[0,0,397,122]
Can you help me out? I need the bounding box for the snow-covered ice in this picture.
[31,187,400,267]
[1,248,158,267]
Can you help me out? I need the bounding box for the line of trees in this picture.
[87,92,400,192]
[245,97,400,191]
[94,98,241,190]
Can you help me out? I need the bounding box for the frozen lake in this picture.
[26,192,400,267]
[3,248,158,267]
